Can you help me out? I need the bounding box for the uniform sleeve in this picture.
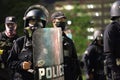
[84,45,95,74]
[104,23,118,69]
[7,39,23,70]
[64,35,82,79]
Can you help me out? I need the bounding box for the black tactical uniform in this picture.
[8,36,34,80]
[0,16,18,80]
[0,32,18,80]
[63,33,82,80]
[83,30,106,80]
[7,4,49,80]
[0,32,18,65]
[104,21,120,80]
[104,1,120,80]
[51,11,82,80]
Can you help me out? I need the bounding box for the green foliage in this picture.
[63,5,92,55]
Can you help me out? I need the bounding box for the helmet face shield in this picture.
[96,34,103,40]
[28,19,43,28]
[23,4,49,38]
[93,30,103,40]
[24,4,49,28]
[25,9,47,21]
[93,30,103,45]
[24,19,44,38]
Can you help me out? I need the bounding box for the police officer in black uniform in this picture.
[0,16,18,80]
[104,0,120,80]
[83,29,106,80]
[51,11,82,80]
[7,4,49,80]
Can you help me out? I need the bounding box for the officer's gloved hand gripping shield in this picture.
[32,28,64,80]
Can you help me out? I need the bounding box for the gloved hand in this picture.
[22,61,31,70]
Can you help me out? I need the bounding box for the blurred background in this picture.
[0,0,115,57]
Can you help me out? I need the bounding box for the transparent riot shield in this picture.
[32,28,64,80]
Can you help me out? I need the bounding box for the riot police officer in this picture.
[104,0,120,80]
[7,4,49,80]
[83,29,106,80]
[51,11,83,80]
[0,16,19,80]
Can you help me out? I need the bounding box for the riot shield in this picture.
[32,28,64,80]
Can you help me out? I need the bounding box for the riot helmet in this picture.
[24,4,49,28]
[93,30,103,40]
[23,4,49,38]
[93,29,103,45]
[110,0,120,20]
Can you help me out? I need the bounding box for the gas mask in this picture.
[24,20,43,38]
[56,22,66,31]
